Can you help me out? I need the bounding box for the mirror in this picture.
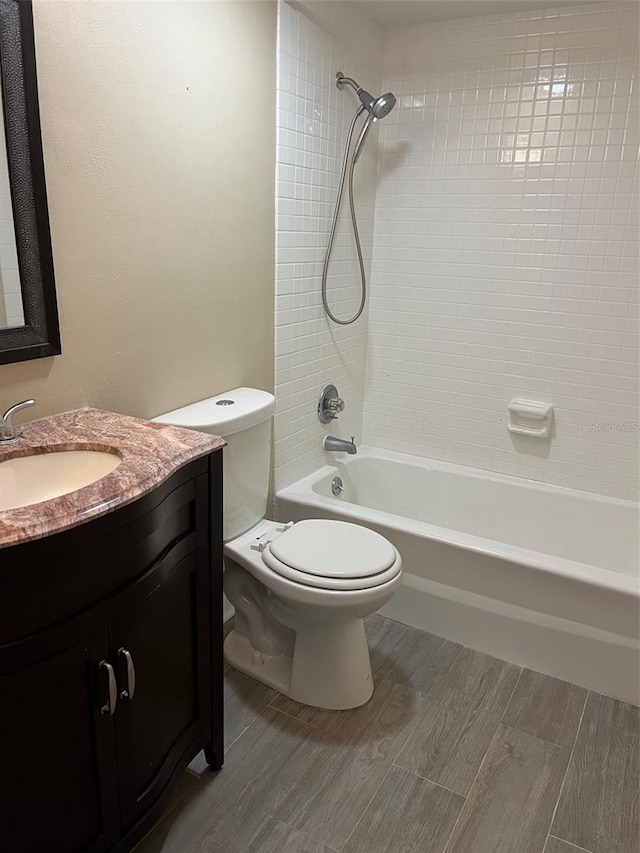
[0,70,24,330]
[0,0,60,364]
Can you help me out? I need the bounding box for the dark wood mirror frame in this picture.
[0,0,60,365]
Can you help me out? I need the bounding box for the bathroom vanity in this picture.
[0,409,225,853]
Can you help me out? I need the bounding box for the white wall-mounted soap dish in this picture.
[507,399,554,438]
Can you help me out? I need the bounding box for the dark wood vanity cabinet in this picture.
[0,452,224,853]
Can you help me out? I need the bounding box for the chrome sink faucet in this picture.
[323,435,357,455]
[0,399,36,445]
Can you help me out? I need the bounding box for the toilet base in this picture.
[224,629,293,695]
[222,520,401,710]
[224,615,374,710]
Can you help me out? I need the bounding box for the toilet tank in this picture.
[152,388,275,541]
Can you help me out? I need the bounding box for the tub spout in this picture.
[324,435,357,454]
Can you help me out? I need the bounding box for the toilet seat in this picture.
[262,519,401,591]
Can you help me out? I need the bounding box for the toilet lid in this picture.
[268,519,397,579]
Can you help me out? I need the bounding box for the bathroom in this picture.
[0,0,637,851]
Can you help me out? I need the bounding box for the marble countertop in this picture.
[0,408,224,549]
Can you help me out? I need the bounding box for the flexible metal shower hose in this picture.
[321,105,373,325]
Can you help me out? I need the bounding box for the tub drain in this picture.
[331,476,345,496]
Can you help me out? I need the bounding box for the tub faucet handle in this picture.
[327,397,345,416]
[318,384,345,424]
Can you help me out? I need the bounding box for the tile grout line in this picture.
[337,681,431,852]
[134,774,205,851]
[178,701,297,853]
[390,761,466,800]
[438,715,510,853]
[500,723,572,752]
[338,763,397,852]
[266,689,427,849]
[499,665,524,724]
[546,834,594,853]
[226,699,278,751]
[497,673,592,749]
[543,690,591,848]
[227,696,291,750]
[265,813,340,853]
[268,702,326,734]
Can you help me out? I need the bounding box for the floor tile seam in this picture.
[395,663,526,801]
[185,757,304,853]
[268,705,330,744]
[455,646,523,724]
[500,722,572,756]
[375,619,465,690]
[585,687,640,706]
[185,789,246,853]
[268,686,425,746]
[547,834,595,853]
[267,702,328,734]
[265,813,340,853]
[226,699,320,773]
[391,761,467,802]
[545,690,591,846]
[137,761,223,853]
[438,716,503,852]
[267,689,282,709]
[394,682,516,800]
[498,665,524,725]
[500,696,586,750]
[336,762,397,853]
[398,642,466,722]
[422,641,467,699]
[154,767,210,833]
[133,784,196,853]
[225,715,270,752]
[382,680,433,771]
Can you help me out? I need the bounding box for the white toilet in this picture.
[154,388,402,710]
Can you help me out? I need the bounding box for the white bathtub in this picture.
[276,446,640,704]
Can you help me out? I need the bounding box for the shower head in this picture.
[357,88,396,120]
[337,73,396,120]
[372,92,396,120]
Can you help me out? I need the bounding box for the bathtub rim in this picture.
[275,445,639,600]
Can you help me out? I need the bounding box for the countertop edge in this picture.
[0,408,225,549]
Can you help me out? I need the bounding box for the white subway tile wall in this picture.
[275,0,638,501]
[364,1,638,499]
[274,1,383,489]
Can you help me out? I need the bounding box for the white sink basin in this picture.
[0,449,121,512]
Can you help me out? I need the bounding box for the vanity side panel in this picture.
[205,449,224,770]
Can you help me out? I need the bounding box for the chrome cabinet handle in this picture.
[118,648,136,700]
[99,661,117,716]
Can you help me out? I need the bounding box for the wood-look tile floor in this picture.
[135,615,639,853]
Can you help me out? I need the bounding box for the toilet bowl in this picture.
[153,388,402,710]
[224,518,401,709]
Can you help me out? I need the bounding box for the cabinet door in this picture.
[112,545,211,830]
[0,630,120,853]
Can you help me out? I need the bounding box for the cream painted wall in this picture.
[0,0,276,423]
